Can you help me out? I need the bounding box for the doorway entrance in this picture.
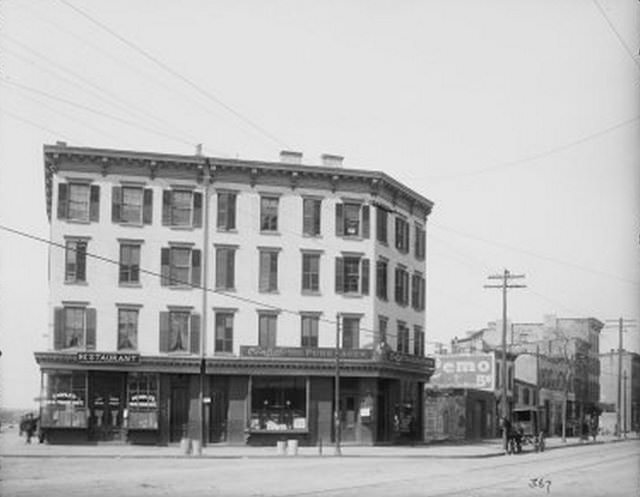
[169,376,190,443]
[89,372,126,441]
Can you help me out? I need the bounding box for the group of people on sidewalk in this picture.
[19,413,41,444]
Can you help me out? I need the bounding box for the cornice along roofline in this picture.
[43,144,434,220]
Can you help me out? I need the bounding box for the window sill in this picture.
[247,429,309,435]
[259,231,281,236]
[377,240,388,246]
[258,290,280,295]
[339,235,363,241]
[302,233,322,238]
[117,348,139,353]
[212,351,235,357]
[167,285,195,291]
[118,222,144,228]
[65,219,91,225]
[119,282,142,288]
[215,287,236,292]
[341,292,364,299]
[64,281,88,286]
[167,225,197,231]
[301,290,321,296]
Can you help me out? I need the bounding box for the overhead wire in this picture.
[56,0,291,150]
[591,0,640,72]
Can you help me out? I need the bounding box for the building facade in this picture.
[36,144,434,445]
[599,351,640,435]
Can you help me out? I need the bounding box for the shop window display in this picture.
[40,371,88,428]
[250,377,307,432]
[126,373,159,430]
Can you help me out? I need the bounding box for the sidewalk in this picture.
[0,426,636,459]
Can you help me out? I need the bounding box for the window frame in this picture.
[259,249,279,293]
[300,314,320,348]
[168,310,191,353]
[119,243,141,285]
[215,246,236,291]
[395,266,410,306]
[395,217,410,253]
[67,183,91,222]
[214,311,234,353]
[260,196,279,232]
[301,252,320,293]
[376,206,388,244]
[302,198,322,236]
[120,186,144,224]
[217,191,237,231]
[117,307,139,351]
[342,316,360,349]
[258,312,278,348]
[397,321,410,354]
[376,258,388,300]
[413,325,424,356]
[65,239,88,284]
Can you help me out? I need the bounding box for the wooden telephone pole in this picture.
[485,269,526,452]
[605,318,636,438]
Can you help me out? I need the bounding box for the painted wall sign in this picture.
[428,353,495,391]
[76,352,140,363]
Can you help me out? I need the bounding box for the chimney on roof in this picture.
[56,141,67,147]
[321,153,343,168]
[280,150,303,165]
[195,144,203,156]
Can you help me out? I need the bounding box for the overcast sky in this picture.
[1,0,638,409]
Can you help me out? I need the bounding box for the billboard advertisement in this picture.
[428,353,495,391]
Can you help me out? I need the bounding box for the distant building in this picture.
[599,350,640,435]
[36,144,434,446]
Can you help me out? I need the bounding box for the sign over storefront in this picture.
[76,352,140,363]
[428,353,495,391]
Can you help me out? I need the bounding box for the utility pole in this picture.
[605,318,636,438]
[485,269,526,452]
[334,313,342,456]
[623,370,628,438]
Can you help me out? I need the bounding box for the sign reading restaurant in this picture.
[428,353,495,391]
[76,352,140,363]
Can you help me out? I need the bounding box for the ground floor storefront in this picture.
[35,348,433,446]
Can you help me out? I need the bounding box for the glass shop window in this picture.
[249,377,307,431]
[126,373,159,430]
[40,371,88,428]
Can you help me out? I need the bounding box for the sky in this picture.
[0,0,638,409]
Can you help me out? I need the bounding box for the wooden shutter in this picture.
[361,258,370,295]
[143,188,153,224]
[335,203,344,236]
[191,249,201,287]
[89,185,100,222]
[411,274,418,309]
[160,248,170,286]
[362,205,370,238]
[335,257,344,293]
[193,192,203,228]
[259,252,269,292]
[217,194,227,228]
[111,186,122,223]
[395,219,401,250]
[54,307,65,350]
[303,200,312,235]
[228,194,236,230]
[395,268,401,304]
[85,308,97,350]
[162,190,172,225]
[227,250,235,288]
[268,316,277,348]
[190,313,201,355]
[57,183,68,219]
[215,249,225,288]
[159,312,170,353]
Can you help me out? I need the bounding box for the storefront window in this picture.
[249,377,307,431]
[126,373,159,430]
[40,371,88,428]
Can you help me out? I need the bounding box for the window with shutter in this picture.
[168,310,190,352]
[62,307,86,349]
[119,243,141,284]
[376,259,388,300]
[215,312,234,353]
[376,207,388,243]
[65,240,88,283]
[117,308,138,350]
[68,183,91,221]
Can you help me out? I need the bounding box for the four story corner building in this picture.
[36,144,435,446]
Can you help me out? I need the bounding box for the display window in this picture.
[40,371,88,428]
[125,373,159,430]
[249,376,307,432]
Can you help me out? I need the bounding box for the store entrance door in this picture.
[340,394,358,443]
[90,372,126,441]
[169,377,190,443]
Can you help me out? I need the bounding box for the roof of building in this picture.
[43,144,434,220]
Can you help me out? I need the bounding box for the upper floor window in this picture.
[378,316,388,345]
[53,306,96,350]
[258,312,278,348]
[119,243,141,285]
[57,182,100,222]
[162,189,202,228]
[414,223,426,260]
[117,307,139,351]
[302,198,322,236]
[395,266,410,306]
[259,248,279,292]
[414,325,424,356]
[397,322,410,353]
[159,309,200,354]
[301,314,320,348]
[260,196,279,232]
[376,259,388,300]
[215,245,236,291]
[301,252,321,293]
[411,272,426,311]
[335,256,369,295]
[376,206,388,243]
[342,316,360,349]
[160,246,201,288]
[112,186,153,225]
[217,191,237,231]
[215,311,234,353]
[335,202,370,238]
[65,239,87,283]
[395,217,410,253]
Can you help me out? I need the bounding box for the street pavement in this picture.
[1,424,635,459]
[0,433,638,497]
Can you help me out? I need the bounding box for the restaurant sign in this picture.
[77,352,140,364]
[428,353,495,391]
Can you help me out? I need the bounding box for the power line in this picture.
[0,108,79,144]
[0,223,413,344]
[432,222,640,287]
[591,0,640,72]
[57,0,291,150]
[429,115,640,182]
